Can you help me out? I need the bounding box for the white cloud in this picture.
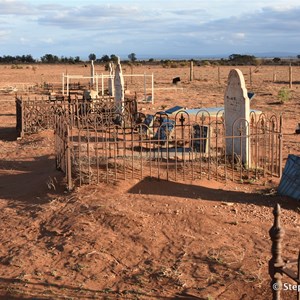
[40,37,54,44]
[1,1,300,58]
[0,0,35,15]
[233,33,246,40]
[20,37,29,44]
[0,29,10,38]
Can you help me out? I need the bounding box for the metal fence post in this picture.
[269,203,285,300]
[66,125,73,191]
[279,114,283,178]
[297,251,300,300]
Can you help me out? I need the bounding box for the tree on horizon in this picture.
[88,53,96,61]
[128,53,137,62]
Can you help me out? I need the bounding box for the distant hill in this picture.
[123,52,299,61]
[251,52,299,59]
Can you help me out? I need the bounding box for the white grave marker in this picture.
[90,60,95,88]
[114,57,124,114]
[224,69,251,167]
[108,62,114,96]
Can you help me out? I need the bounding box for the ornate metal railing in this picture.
[53,108,282,189]
[269,203,300,300]
[15,95,283,188]
[16,96,67,137]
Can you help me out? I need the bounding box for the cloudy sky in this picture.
[0,0,299,60]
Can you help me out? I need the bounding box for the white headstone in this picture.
[114,57,124,114]
[90,60,95,88]
[108,62,114,96]
[224,69,251,167]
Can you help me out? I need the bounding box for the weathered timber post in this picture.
[289,63,293,89]
[190,60,194,81]
[273,66,277,83]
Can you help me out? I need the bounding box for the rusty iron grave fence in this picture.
[53,105,283,190]
[16,95,135,138]
[16,96,68,137]
[269,203,300,300]
[16,95,110,137]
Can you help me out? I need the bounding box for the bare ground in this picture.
[0,64,299,300]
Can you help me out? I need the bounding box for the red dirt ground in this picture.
[0,64,299,300]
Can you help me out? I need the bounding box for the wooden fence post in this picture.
[273,67,277,83]
[289,63,293,89]
[190,60,194,81]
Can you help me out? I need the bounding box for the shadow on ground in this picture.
[0,277,204,300]
[0,155,65,204]
[0,127,18,142]
[128,176,299,212]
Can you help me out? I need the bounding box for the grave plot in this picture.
[15,94,139,138]
[16,58,149,138]
[54,104,282,189]
[16,64,284,189]
[55,110,218,187]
